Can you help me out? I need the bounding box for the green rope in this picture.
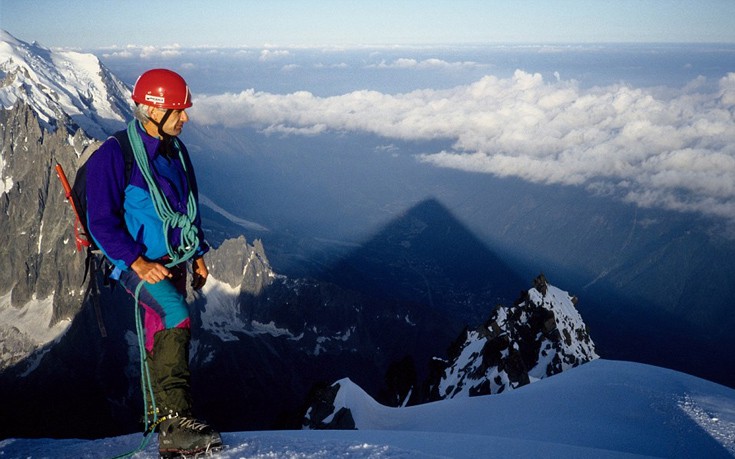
[112,280,158,459]
[111,282,157,459]
[134,281,157,433]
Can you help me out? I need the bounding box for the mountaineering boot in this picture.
[145,328,222,456]
[158,415,223,458]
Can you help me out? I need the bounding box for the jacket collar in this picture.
[136,121,166,160]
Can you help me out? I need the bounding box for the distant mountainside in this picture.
[0,29,131,139]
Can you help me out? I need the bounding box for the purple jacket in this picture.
[86,122,208,271]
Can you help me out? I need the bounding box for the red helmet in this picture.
[132,69,192,109]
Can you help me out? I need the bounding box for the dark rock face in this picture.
[0,103,92,368]
[301,381,356,430]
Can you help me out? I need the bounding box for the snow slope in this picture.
[2,359,733,458]
[0,29,130,139]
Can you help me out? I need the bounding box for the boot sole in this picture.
[160,444,224,459]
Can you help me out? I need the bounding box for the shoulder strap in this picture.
[175,138,199,198]
[112,130,135,184]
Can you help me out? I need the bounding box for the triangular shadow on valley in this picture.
[316,197,527,326]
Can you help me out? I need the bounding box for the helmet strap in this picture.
[145,107,176,156]
[154,108,174,140]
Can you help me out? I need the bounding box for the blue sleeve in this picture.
[86,138,144,268]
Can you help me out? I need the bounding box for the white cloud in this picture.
[190,70,735,221]
[369,57,481,70]
[314,62,350,69]
[101,49,134,59]
[259,49,290,61]
[100,44,184,59]
[720,73,735,105]
[139,44,183,59]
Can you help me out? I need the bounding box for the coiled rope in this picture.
[127,120,200,268]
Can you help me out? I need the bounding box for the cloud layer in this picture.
[191,70,735,220]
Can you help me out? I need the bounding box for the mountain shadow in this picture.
[318,198,527,326]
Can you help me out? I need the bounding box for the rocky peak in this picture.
[204,236,275,295]
[302,379,357,430]
[430,274,598,399]
[1,29,131,139]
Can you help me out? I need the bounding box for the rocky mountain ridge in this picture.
[0,29,134,368]
[0,102,88,367]
[303,275,598,429]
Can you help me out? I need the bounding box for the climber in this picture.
[85,68,222,457]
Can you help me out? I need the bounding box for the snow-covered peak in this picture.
[435,274,598,399]
[0,29,131,139]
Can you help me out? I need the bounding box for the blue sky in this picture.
[2,0,735,48]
